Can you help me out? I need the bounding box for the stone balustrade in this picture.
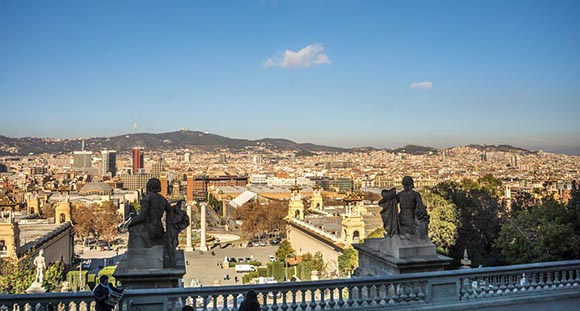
[1,259,579,310]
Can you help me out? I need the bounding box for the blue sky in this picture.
[1,1,579,153]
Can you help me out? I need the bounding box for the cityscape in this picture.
[1,0,579,310]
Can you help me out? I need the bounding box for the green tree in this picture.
[43,261,64,292]
[496,198,580,264]
[0,254,35,294]
[433,178,506,266]
[338,248,358,277]
[302,251,326,274]
[509,191,538,217]
[477,174,503,196]
[275,240,295,262]
[421,190,458,254]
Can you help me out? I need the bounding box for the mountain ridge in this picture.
[0,130,537,156]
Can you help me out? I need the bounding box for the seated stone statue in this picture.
[126,178,189,269]
[379,176,430,238]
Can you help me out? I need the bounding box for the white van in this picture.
[235,264,256,273]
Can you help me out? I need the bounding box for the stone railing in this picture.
[1,260,579,310]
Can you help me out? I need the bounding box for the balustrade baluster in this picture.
[566,270,574,286]
[308,289,317,310]
[345,287,354,308]
[290,290,298,311]
[530,272,538,291]
[387,283,396,304]
[406,283,416,304]
[561,270,569,287]
[399,284,409,303]
[575,269,580,287]
[417,282,426,303]
[538,272,546,290]
[554,271,562,288]
[498,275,507,296]
[271,291,279,311]
[373,285,383,305]
[327,287,336,311]
[336,287,345,309]
[299,290,308,310]
[318,288,328,309]
[506,275,515,293]
[279,290,288,311]
[545,272,554,290]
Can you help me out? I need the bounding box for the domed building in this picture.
[79,182,113,196]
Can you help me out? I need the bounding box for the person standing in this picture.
[94,275,123,311]
[239,290,260,311]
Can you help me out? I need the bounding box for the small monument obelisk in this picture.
[199,203,208,252]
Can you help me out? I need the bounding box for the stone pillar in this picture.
[187,171,194,202]
[222,200,228,218]
[199,203,208,252]
[185,203,194,252]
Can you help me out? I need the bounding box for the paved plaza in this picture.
[78,231,278,288]
[183,244,277,287]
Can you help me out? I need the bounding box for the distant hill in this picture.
[0,130,346,155]
[465,144,536,155]
[392,145,439,155]
[0,131,540,156]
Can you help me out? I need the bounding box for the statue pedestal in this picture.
[25,281,46,294]
[354,236,452,276]
[114,249,186,290]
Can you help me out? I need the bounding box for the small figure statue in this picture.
[33,249,47,284]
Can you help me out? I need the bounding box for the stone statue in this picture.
[164,200,189,268]
[379,176,429,237]
[127,178,190,268]
[33,249,47,283]
[379,188,399,236]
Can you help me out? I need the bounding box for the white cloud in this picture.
[262,44,331,69]
[410,81,433,89]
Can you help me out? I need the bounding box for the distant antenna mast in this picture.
[134,116,139,133]
[81,139,85,151]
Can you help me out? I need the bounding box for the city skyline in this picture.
[1,1,579,154]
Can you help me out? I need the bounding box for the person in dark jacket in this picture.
[94,275,123,311]
[239,290,260,311]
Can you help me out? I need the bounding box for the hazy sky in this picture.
[1,1,579,154]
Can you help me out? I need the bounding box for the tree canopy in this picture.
[275,240,295,263]
[338,248,358,277]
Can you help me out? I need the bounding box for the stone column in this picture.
[199,203,208,252]
[185,204,193,252]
